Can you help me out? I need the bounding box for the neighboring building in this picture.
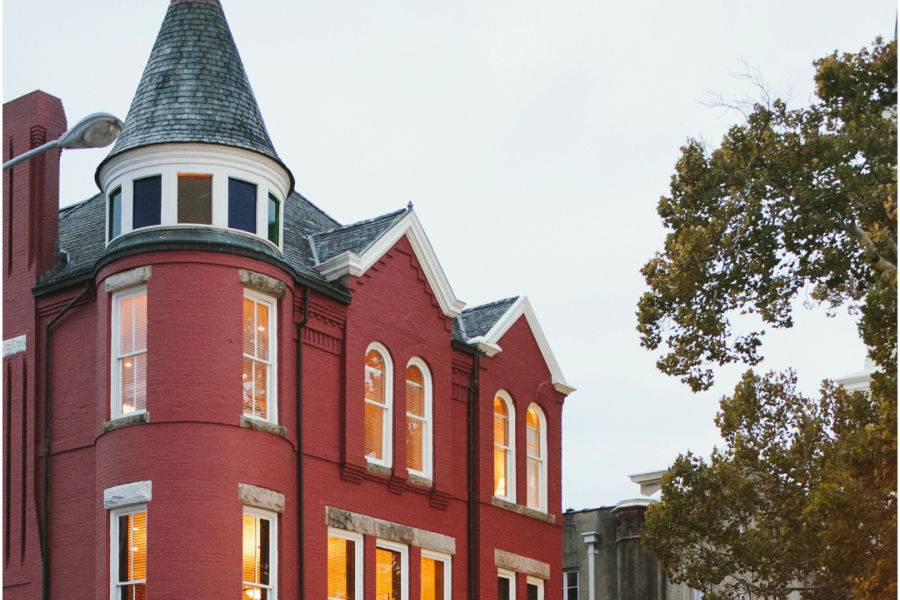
[2,1,574,599]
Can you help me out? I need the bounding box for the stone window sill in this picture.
[491,496,556,524]
[240,415,286,437]
[407,473,433,489]
[103,412,150,433]
[365,461,392,477]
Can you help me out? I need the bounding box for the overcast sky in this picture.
[4,1,893,508]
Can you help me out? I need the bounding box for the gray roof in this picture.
[453,296,519,341]
[100,0,281,174]
[310,208,409,263]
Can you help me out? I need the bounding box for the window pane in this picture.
[119,295,134,355]
[242,586,269,600]
[405,367,424,416]
[498,577,510,600]
[243,298,256,357]
[132,176,161,229]
[527,583,540,600]
[177,173,212,224]
[493,411,508,446]
[256,302,269,361]
[268,194,280,245]
[133,352,147,413]
[242,357,255,414]
[109,188,122,239]
[365,351,385,405]
[133,291,147,351]
[118,515,129,581]
[254,362,268,419]
[229,178,257,233]
[493,447,508,497]
[406,417,423,473]
[421,556,444,600]
[375,547,402,600]
[120,357,135,414]
[328,536,356,600]
[527,408,540,458]
[119,584,147,600]
[527,457,540,508]
[242,514,271,586]
[364,403,384,460]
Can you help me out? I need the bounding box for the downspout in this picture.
[296,285,309,600]
[466,350,481,600]
[41,281,92,600]
[582,532,599,600]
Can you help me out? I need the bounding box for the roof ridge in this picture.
[313,206,408,238]
[462,295,520,313]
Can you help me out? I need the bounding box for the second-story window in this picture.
[243,291,276,422]
[229,177,258,234]
[405,358,432,478]
[108,186,122,240]
[112,287,148,418]
[111,506,147,600]
[267,194,280,245]
[132,175,161,230]
[364,343,392,467]
[526,404,548,512]
[177,173,213,224]
[493,392,515,501]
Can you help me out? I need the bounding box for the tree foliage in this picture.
[637,37,897,599]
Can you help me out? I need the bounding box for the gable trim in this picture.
[467,296,575,395]
[315,210,466,318]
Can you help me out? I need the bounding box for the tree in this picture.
[636,37,896,600]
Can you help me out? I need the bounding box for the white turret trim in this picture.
[315,210,466,318]
[467,296,574,394]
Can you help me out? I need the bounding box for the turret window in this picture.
[110,506,147,600]
[229,177,258,233]
[108,187,122,241]
[177,173,213,224]
[242,291,277,423]
[267,194,280,245]
[111,287,148,418]
[242,508,277,600]
[132,175,161,229]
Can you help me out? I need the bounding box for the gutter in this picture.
[41,281,93,600]
[296,285,310,600]
[466,349,481,600]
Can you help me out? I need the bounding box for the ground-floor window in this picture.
[526,577,544,600]
[498,569,515,600]
[328,529,363,600]
[563,570,579,600]
[242,508,277,599]
[420,550,451,600]
[375,540,408,600]
[111,506,147,600]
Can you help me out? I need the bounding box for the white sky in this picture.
[4,1,893,508]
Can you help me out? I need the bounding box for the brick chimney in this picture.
[3,90,67,285]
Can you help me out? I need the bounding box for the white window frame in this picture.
[109,504,147,600]
[405,356,433,479]
[242,506,278,600]
[563,570,579,600]
[375,538,408,600]
[493,390,516,503]
[420,549,451,600]
[243,289,278,424]
[327,528,364,600]
[526,576,545,600]
[526,403,548,513]
[498,568,516,600]
[365,342,393,468]
[110,286,148,420]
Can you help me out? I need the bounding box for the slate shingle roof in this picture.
[310,208,409,263]
[101,0,280,171]
[453,296,519,342]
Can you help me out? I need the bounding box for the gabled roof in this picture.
[462,296,574,394]
[454,296,520,340]
[99,0,283,182]
[314,209,466,318]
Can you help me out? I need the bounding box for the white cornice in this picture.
[315,210,466,318]
[467,296,574,395]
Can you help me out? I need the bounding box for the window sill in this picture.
[491,496,556,524]
[103,412,149,432]
[240,415,286,437]
[407,473,433,489]
[365,461,392,477]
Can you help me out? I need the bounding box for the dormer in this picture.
[95,0,293,254]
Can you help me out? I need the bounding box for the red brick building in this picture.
[2,2,573,599]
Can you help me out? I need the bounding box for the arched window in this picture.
[526,403,547,511]
[364,343,393,466]
[405,358,432,479]
[493,391,516,501]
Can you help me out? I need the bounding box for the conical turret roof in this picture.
[102,0,283,170]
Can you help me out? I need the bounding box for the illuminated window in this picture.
[108,186,122,241]
[493,392,515,501]
[243,291,277,422]
[526,404,547,511]
[112,287,148,418]
[527,577,544,600]
[563,570,578,600]
[405,358,432,478]
[420,551,450,600]
[110,506,147,600]
[242,508,277,600]
[177,173,213,224]
[375,540,407,600]
[364,343,392,466]
[498,569,515,600]
[327,529,362,600]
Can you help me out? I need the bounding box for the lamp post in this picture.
[3,112,123,170]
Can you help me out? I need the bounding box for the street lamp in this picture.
[3,112,123,170]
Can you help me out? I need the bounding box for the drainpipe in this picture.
[466,350,481,600]
[42,281,92,600]
[582,531,599,600]
[296,285,309,600]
